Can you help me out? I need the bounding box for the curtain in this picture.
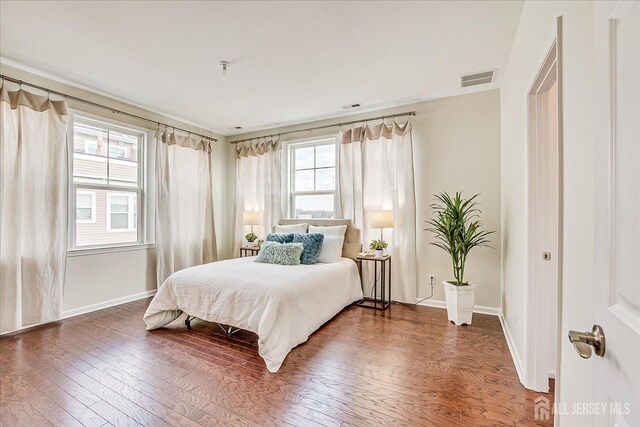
[0,87,69,333]
[155,129,217,286]
[340,121,417,303]
[233,138,282,257]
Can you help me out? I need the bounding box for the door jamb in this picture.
[524,17,564,396]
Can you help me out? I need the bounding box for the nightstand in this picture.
[356,255,391,310]
[240,246,260,257]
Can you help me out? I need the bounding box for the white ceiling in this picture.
[0,1,523,136]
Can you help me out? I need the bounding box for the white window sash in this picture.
[106,192,138,233]
[68,112,146,251]
[76,190,96,224]
[287,137,338,218]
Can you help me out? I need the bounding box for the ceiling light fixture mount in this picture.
[219,61,231,76]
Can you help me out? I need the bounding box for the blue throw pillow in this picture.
[292,233,324,265]
[266,233,294,244]
[255,241,304,265]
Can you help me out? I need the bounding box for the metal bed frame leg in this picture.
[217,324,241,335]
[184,314,240,335]
[185,315,195,327]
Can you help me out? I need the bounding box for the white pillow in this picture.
[309,225,347,263]
[275,223,308,233]
[316,236,344,263]
[308,224,347,238]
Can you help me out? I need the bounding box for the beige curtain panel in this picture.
[155,129,217,287]
[233,138,282,257]
[340,120,418,303]
[0,86,69,333]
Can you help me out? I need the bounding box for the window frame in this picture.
[286,137,338,218]
[68,113,146,252]
[75,190,96,224]
[106,192,137,233]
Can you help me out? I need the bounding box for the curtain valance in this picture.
[234,138,281,158]
[0,86,68,115]
[154,129,214,153]
[341,120,412,144]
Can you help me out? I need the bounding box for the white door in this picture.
[588,1,640,426]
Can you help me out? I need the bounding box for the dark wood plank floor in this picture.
[0,298,554,427]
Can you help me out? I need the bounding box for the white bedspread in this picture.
[143,257,362,372]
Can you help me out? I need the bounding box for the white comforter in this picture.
[143,257,362,372]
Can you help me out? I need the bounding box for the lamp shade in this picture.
[243,211,262,226]
[368,210,393,229]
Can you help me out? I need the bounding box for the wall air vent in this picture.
[461,69,496,87]
[341,102,362,110]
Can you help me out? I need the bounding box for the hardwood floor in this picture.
[0,299,554,427]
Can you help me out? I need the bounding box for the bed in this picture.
[143,219,363,372]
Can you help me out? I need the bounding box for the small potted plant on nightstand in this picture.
[370,239,388,257]
[426,192,493,325]
[245,232,258,248]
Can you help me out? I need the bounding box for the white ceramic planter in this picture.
[443,281,477,325]
[246,241,256,248]
[375,249,384,257]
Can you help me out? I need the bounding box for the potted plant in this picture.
[369,239,388,257]
[426,192,493,325]
[245,232,258,247]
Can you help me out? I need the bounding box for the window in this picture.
[288,138,337,218]
[69,115,145,249]
[107,193,137,232]
[76,190,96,223]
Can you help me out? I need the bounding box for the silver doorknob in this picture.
[568,325,606,359]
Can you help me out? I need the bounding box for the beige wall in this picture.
[63,248,157,312]
[500,1,596,422]
[1,63,229,314]
[229,90,502,309]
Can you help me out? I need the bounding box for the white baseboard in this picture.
[415,298,501,316]
[499,314,526,385]
[0,289,156,336]
[62,289,156,320]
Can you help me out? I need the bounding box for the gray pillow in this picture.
[255,241,304,265]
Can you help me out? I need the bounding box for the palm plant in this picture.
[426,192,493,286]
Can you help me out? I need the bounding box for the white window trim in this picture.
[68,111,149,253]
[286,137,338,218]
[106,192,138,233]
[76,190,96,224]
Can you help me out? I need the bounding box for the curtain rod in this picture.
[229,110,416,145]
[0,74,218,142]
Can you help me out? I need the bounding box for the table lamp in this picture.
[368,210,393,240]
[243,210,262,235]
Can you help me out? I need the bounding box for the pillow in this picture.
[309,225,347,263]
[255,241,304,265]
[308,224,347,238]
[316,236,344,263]
[266,233,294,244]
[275,223,308,233]
[291,233,324,265]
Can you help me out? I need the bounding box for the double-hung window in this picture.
[69,115,145,249]
[288,138,337,218]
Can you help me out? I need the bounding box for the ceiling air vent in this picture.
[341,102,362,110]
[461,69,496,87]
